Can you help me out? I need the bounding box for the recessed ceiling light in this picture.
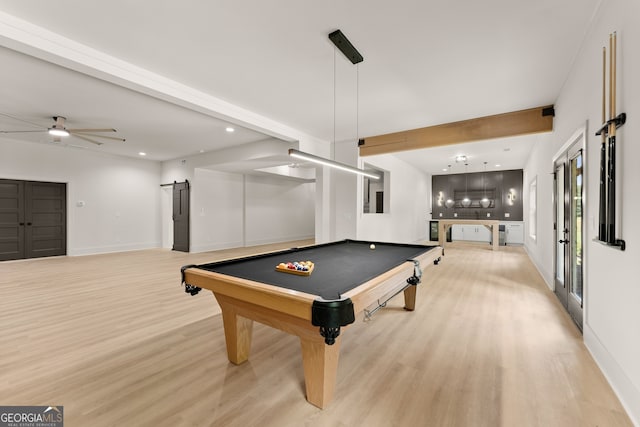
[225,127,235,133]
[442,168,448,171]
[495,164,501,167]
[138,152,147,156]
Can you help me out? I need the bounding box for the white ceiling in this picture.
[0,46,271,161]
[393,133,546,175]
[0,0,601,174]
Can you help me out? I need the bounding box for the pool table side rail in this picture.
[183,268,319,321]
[192,239,434,271]
[343,245,443,314]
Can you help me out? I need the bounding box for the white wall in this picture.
[0,137,316,256]
[161,138,319,248]
[179,168,315,253]
[357,153,431,243]
[523,133,555,287]
[331,140,358,240]
[307,139,431,244]
[0,138,161,255]
[160,186,173,249]
[190,169,244,252]
[524,0,640,422]
[245,174,315,246]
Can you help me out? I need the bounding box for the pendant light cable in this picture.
[333,48,336,159]
[481,162,490,208]
[462,163,471,207]
[356,63,359,141]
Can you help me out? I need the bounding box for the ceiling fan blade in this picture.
[67,128,116,133]
[72,134,103,146]
[0,130,46,133]
[0,112,46,129]
[69,132,125,142]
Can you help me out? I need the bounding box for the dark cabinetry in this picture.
[432,169,523,221]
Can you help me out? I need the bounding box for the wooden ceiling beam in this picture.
[359,105,554,157]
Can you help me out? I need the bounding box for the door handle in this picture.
[27,222,32,226]
[559,239,568,244]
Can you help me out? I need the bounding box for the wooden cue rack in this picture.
[595,31,626,250]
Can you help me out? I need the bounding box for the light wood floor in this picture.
[0,241,632,427]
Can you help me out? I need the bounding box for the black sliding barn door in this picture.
[172,181,190,252]
[0,179,67,261]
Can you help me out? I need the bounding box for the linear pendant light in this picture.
[288,29,376,180]
[289,149,380,180]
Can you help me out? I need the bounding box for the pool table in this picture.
[181,239,443,408]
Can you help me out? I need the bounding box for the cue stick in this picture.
[598,46,607,241]
[607,32,617,244]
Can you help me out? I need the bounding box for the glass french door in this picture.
[554,144,584,330]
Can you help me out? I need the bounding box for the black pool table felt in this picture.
[194,240,436,300]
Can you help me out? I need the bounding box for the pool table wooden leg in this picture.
[403,285,417,311]
[220,303,254,365]
[299,335,341,409]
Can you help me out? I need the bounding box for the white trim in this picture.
[552,122,587,162]
[68,241,161,256]
[190,240,245,254]
[528,176,537,241]
[244,234,315,247]
[584,325,640,426]
[551,124,588,324]
[524,245,554,291]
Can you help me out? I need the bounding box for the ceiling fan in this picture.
[0,113,125,145]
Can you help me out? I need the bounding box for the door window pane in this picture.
[529,178,537,240]
[570,153,583,302]
[556,165,565,284]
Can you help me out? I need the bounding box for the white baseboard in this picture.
[244,234,314,247]
[68,241,161,256]
[524,244,553,291]
[190,240,244,254]
[584,325,640,426]
[190,235,314,254]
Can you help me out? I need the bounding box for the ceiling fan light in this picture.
[48,128,69,137]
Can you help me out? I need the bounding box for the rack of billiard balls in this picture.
[275,260,315,276]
